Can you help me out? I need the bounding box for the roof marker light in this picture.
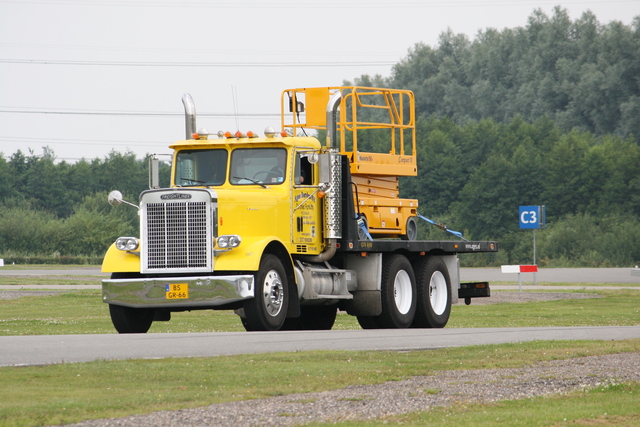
[196,128,209,140]
[264,127,276,138]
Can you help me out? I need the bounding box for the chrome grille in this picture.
[145,201,208,270]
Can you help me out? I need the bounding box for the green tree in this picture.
[61,193,137,256]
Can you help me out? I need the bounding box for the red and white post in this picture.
[501,265,538,292]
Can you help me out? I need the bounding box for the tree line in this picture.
[354,7,640,142]
[353,7,640,267]
[403,116,640,267]
[0,150,169,260]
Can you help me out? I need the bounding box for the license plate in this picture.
[165,283,188,299]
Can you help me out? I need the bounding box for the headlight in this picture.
[115,237,139,251]
[217,235,241,248]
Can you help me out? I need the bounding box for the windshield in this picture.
[175,149,228,186]
[230,148,287,185]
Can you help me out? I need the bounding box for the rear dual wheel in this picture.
[357,254,417,329]
[412,257,452,328]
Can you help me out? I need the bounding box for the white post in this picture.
[518,272,522,292]
[533,229,537,286]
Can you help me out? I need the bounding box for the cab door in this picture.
[291,150,323,255]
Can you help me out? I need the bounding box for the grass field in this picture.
[1,287,639,335]
[1,271,639,426]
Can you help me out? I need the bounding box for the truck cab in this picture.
[171,133,326,262]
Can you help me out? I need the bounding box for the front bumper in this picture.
[102,274,254,308]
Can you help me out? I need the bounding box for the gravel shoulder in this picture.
[60,351,640,427]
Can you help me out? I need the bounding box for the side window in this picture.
[294,154,313,185]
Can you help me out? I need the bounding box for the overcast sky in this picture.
[1,0,638,163]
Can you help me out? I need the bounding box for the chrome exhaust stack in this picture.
[182,93,197,140]
[325,90,342,149]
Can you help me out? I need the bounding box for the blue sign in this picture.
[519,206,542,229]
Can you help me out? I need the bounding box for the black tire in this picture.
[282,305,338,330]
[356,315,382,329]
[242,254,289,331]
[109,304,154,334]
[401,216,418,240]
[412,257,452,328]
[378,254,417,328]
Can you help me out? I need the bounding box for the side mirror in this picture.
[108,190,124,207]
[108,190,139,209]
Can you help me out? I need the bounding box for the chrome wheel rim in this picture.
[263,269,284,317]
[393,270,413,315]
[429,270,448,315]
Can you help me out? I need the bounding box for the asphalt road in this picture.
[1,267,639,367]
[2,326,640,367]
[1,266,639,282]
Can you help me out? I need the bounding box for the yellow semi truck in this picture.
[102,87,497,333]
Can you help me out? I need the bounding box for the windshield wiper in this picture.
[180,177,206,186]
[233,176,267,188]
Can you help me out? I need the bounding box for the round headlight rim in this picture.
[217,234,241,249]
[217,235,230,248]
[228,235,242,248]
[115,237,139,251]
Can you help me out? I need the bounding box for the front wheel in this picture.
[412,257,452,328]
[109,304,154,334]
[242,254,289,331]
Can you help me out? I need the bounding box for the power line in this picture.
[0,136,168,146]
[0,59,396,67]
[0,0,629,7]
[0,108,280,118]
[0,43,398,59]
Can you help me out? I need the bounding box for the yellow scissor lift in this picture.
[282,86,419,240]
